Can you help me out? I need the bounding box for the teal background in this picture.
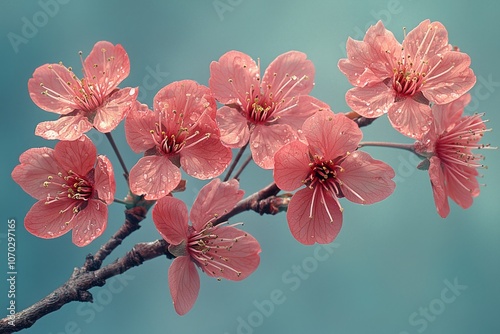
[1,1,499,333]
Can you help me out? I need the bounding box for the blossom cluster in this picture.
[11,19,491,315]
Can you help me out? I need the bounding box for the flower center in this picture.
[435,114,489,169]
[187,222,247,279]
[392,60,427,98]
[150,122,189,155]
[149,111,209,156]
[40,68,104,114]
[249,98,275,123]
[43,171,93,201]
[305,155,344,196]
[42,170,94,223]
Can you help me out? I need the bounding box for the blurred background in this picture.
[1,1,499,333]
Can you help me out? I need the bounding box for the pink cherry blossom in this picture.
[209,50,318,169]
[273,110,395,245]
[152,179,261,315]
[414,94,489,218]
[11,135,115,247]
[125,80,232,200]
[28,41,138,141]
[338,20,476,138]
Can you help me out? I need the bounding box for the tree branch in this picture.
[344,111,378,128]
[215,182,281,224]
[0,239,170,333]
[84,206,147,271]
[0,182,285,333]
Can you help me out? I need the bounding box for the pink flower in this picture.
[28,41,138,141]
[209,50,317,169]
[414,94,489,218]
[153,179,261,315]
[11,136,115,247]
[338,20,476,138]
[273,110,395,245]
[125,80,232,200]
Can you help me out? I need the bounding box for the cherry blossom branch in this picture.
[83,206,147,271]
[215,182,282,224]
[358,141,416,152]
[105,132,130,180]
[345,111,378,128]
[223,142,249,181]
[0,239,170,333]
[233,154,253,180]
[0,183,284,333]
[113,198,128,205]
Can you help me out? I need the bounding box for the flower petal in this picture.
[83,41,130,96]
[94,155,116,204]
[153,196,189,245]
[339,21,399,86]
[403,20,449,63]
[337,151,395,204]
[430,94,470,134]
[250,123,297,169]
[129,155,181,200]
[273,140,310,191]
[201,225,261,281]
[423,51,476,104]
[190,179,244,231]
[180,126,232,179]
[54,135,97,177]
[125,102,157,153]
[24,200,74,239]
[345,83,395,118]
[93,87,138,133]
[287,187,343,245]
[154,80,216,120]
[262,51,314,99]
[303,111,362,159]
[277,95,331,132]
[387,97,433,138]
[216,106,250,148]
[71,199,108,247]
[11,147,60,200]
[209,50,260,105]
[168,256,200,315]
[35,114,93,141]
[428,156,450,218]
[445,165,480,211]
[28,63,80,114]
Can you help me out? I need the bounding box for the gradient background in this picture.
[1,1,499,333]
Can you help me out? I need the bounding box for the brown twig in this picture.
[215,182,281,224]
[0,182,285,333]
[84,206,147,271]
[0,239,170,333]
[344,111,378,128]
